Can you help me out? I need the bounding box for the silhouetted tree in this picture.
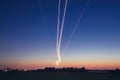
[44,67,55,71]
[116,68,119,71]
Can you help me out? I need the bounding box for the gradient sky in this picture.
[0,0,120,69]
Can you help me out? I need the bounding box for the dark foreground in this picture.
[0,68,120,80]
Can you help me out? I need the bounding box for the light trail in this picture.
[58,0,68,56]
[62,0,90,55]
[56,0,68,66]
[56,0,61,66]
[58,0,68,66]
[59,0,68,51]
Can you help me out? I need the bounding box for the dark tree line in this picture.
[0,67,120,73]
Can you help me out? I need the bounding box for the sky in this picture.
[0,0,120,70]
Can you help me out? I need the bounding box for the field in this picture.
[0,70,120,80]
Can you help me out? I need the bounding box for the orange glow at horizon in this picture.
[0,59,120,70]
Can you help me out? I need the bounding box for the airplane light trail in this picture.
[56,0,68,66]
[56,0,61,66]
[59,0,68,53]
[56,0,89,66]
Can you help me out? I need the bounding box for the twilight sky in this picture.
[0,0,120,69]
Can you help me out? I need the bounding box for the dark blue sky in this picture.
[0,0,120,69]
